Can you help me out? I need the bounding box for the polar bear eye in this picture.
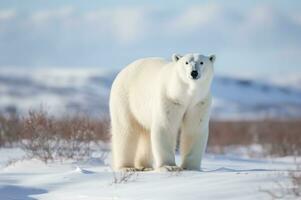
[185,61,189,65]
[200,62,204,65]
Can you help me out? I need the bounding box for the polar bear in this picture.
[110,53,215,171]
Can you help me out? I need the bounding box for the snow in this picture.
[268,73,301,90]
[212,76,301,119]
[0,148,297,200]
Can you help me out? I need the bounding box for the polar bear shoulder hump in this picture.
[129,57,168,68]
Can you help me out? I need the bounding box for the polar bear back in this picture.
[110,57,169,129]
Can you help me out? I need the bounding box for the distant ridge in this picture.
[0,69,300,119]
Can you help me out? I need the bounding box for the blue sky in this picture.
[0,0,301,76]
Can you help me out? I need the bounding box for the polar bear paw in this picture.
[120,167,153,172]
[138,167,153,172]
[156,165,183,172]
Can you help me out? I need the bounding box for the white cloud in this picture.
[0,9,16,21]
[238,5,279,35]
[31,6,75,24]
[83,7,148,44]
[6,4,301,48]
[168,3,222,34]
[110,8,148,44]
[0,3,301,74]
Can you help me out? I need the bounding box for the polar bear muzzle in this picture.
[191,70,199,79]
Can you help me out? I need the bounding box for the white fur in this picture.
[110,53,215,171]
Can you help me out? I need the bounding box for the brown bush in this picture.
[112,171,139,184]
[0,109,301,159]
[209,121,255,146]
[208,120,301,157]
[0,110,110,162]
[0,113,22,147]
[20,110,110,162]
[260,163,301,199]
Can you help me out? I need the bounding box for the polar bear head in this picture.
[172,53,215,84]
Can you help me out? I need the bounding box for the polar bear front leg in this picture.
[180,125,209,171]
[180,99,211,171]
[151,123,179,171]
[150,106,183,172]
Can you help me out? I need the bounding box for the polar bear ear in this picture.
[172,54,182,62]
[209,55,216,63]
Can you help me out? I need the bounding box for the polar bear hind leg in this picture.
[135,130,153,170]
[111,102,141,171]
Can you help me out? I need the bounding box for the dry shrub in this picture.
[290,170,301,197]
[20,110,110,162]
[1,109,301,159]
[21,110,58,162]
[208,120,301,157]
[209,121,255,146]
[256,120,301,157]
[112,171,138,184]
[0,113,22,147]
[260,162,301,199]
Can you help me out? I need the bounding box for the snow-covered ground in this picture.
[1,68,300,199]
[0,148,298,200]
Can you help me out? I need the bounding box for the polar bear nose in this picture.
[191,70,198,79]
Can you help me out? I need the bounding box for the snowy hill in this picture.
[0,68,301,119]
[212,76,301,119]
